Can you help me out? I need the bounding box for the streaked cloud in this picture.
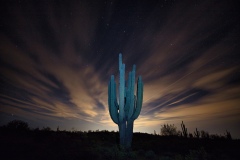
[0,0,239,138]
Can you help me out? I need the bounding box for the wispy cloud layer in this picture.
[0,0,239,137]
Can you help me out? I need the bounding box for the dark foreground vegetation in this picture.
[0,120,239,160]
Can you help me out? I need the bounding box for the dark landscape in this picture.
[1,120,239,160]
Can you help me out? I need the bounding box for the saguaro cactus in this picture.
[194,128,200,138]
[108,53,143,149]
[181,121,188,138]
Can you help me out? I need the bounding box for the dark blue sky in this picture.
[0,0,240,138]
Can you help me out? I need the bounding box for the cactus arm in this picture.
[131,76,143,120]
[127,65,136,119]
[119,53,123,70]
[119,54,125,122]
[181,121,188,137]
[108,75,119,124]
[124,72,131,118]
[194,128,200,138]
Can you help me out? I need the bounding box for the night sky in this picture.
[0,0,240,138]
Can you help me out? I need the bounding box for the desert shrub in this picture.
[41,126,52,131]
[161,124,178,136]
[225,130,232,140]
[200,130,209,139]
[6,119,29,131]
[210,134,225,140]
[189,133,193,138]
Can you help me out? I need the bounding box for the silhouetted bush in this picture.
[210,134,225,140]
[189,133,193,138]
[41,126,52,131]
[200,130,209,139]
[161,124,179,136]
[6,119,29,131]
[225,130,232,140]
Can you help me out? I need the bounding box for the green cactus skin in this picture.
[108,53,143,149]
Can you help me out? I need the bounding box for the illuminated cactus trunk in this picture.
[108,53,143,149]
